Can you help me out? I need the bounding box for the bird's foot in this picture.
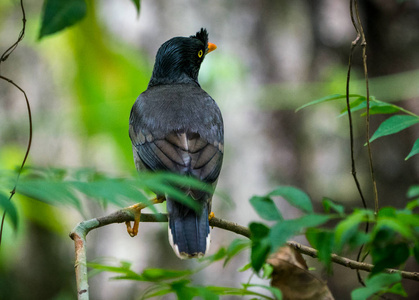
[125,196,165,237]
[208,211,215,221]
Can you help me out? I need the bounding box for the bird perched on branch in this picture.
[128,28,224,259]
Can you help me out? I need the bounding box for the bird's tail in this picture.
[167,198,210,259]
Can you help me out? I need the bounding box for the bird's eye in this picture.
[198,50,203,58]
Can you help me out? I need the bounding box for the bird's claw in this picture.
[208,211,215,221]
[125,203,144,237]
[125,197,166,237]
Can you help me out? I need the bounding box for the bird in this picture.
[127,28,224,259]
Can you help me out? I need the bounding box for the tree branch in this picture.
[69,209,419,299]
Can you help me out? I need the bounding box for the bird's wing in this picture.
[129,127,223,184]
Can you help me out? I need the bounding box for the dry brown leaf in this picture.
[267,246,335,300]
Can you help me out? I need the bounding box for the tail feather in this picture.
[167,199,210,259]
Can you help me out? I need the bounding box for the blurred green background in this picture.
[1,0,418,299]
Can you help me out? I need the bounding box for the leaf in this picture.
[201,247,227,264]
[268,186,313,213]
[237,262,252,272]
[406,185,419,198]
[207,286,277,299]
[267,247,334,300]
[39,0,87,39]
[322,198,345,215]
[262,263,274,279]
[370,225,410,274]
[87,262,141,279]
[351,273,405,300]
[306,228,334,268]
[338,96,368,117]
[17,179,81,210]
[243,284,283,300]
[339,99,400,118]
[369,115,419,143]
[130,0,141,13]
[0,192,18,229]
[405,138,419,160]
[269,214,332,251]
[376,217,414,239]
[368,102,401,115]
[334,210,372,252]
[249,223,271,272]
[171,280,195,300]
[249,196,282,221]
[141,268,192,282]
[223,239,250,267]
[371,242,410,275]
[296,93,362,112]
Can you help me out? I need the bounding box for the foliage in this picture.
[39,0,87,39]
[297,93,419,160]
[3,163,417,298]
[2,1,418,299]
[38,0,141,39]
[86,248,281,300]
[0,167,213,227]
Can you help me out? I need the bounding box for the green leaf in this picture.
[249,223,271,272]
[370,225,411,274]
[223,239,250,267]
[296,93,362,112]
[207,286,277,299]
[269,214,332,251]
[171,280,195,300]
[244,283,282,300]
[322,197,345,215]
[17,179,81,210]
[405,138,419,160]
[130,0,141,13]
[87,262,141,279]
[334,210,372,252]
[237,262,252,272]
[368,101,401,115]
[338,96,368,117]
[406,185,419,198]
[351,273,404,300]
[306,228,334,268]
[39,0,87,39]
[250,196,282,221]
[369,115,419,143]
[0,192,18,229]
[249,222,270,239]
[201,247,227,263]
[371,242,410,274]
[339,98,400,117]
[268,186,313,213]
[376,217,414,239]
[142,268,192,281]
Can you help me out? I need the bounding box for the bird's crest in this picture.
[191,28,209,50]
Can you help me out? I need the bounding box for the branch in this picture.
[0,0,32,248]
[69,209,419,300]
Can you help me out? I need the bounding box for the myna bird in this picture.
[128,28,224,259]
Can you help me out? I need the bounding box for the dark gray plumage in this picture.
[129,28,223,258]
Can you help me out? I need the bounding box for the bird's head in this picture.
[148,28,217,87]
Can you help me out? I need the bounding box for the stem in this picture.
[69,210,419,299]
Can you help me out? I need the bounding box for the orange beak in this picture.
[207,42,217,54]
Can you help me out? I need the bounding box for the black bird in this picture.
[128,28,224,259]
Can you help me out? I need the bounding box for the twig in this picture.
[0,0,32,248]
[353,0,379,214]
[0,0,26,68]
[69,210,419,299]
[347,0,378,288]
